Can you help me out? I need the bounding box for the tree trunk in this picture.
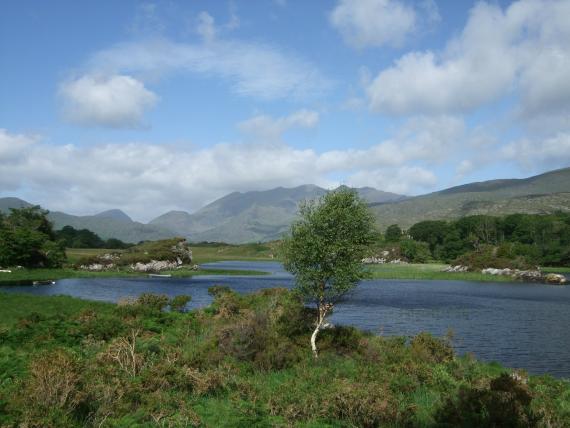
[311,318,324,358]
[311,301,332,358]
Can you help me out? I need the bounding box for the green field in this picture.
[368,263,515,282]
[1,290,568,427]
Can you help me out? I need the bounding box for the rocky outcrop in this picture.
[481,267,543,282]
[544,273,568,285]
[362,249,407,264]
[79,238,193,273]
[442,265,567,284]
[443,265,469,272]
[130,260,179,273]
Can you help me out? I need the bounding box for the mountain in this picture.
[0,198,175,243]
[93,209,132,222]
[149,185,406,243]
[370,167,570,230]
[3,167,569,244]
[0,197,33,212]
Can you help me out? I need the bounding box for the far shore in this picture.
[1,261,568,285]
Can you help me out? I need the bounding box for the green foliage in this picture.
[0,291,569,427]
[281,188,377,355]
[0,206,66,268]
[385,224,403,242]
[399,238,431,263]
[55,225,131,249]
[436,373,543,427]
[169,295,192,313]
[281,188,377,306]
[455,245,534,270]
[401,212,570,267]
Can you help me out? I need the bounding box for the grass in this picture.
[368,263,516,282]
[0,290,568,427]
[188,241,278,264]
[0,266,267,285]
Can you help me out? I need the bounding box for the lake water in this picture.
[1,261,570,378]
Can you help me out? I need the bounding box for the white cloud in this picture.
[347,166,437,194]
[455,160,474,178]
[329,0,417,49]
[0,128,39,161]
[89,37,332,100]
[366,0,570,121]
[1,121,459,220]
[59,74,158,128]
[502,132,570,171]
[316,116,464,171]
[238,109,319,141]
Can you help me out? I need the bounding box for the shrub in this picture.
[12,349,84,425]
[170,295,192,313]
[410,332,454,364]
[136,293,169,312]
[436,373,542,427]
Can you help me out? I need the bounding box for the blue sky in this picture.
[1,0,569,221]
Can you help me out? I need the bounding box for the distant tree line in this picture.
[0,207,133,268]
[382,213,570,267]
[0,206,66,268]
[55,226,132,250]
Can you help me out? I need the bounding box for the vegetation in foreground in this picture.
[0,290,569,427]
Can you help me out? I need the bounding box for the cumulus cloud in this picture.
[366,0,570,120]
[329,0,417,49]
[89,37,332,101]
[502,132,570,171]
[238,109,319,141]
[0,120,463,219]
[0,128,39,162]
[347,166,437,194]
[59,74,158,128]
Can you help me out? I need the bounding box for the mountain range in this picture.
[2,167,569,243]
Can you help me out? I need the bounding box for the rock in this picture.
[443,265,469,272]
[130,260,179,273]
[479,266,564,284]
[544,273,567,285]
[80,263,115,272]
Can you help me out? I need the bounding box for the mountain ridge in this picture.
[2,167,570,243]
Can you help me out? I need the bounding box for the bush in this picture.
[436,373,542,427]
[410,332,454,364]
[170,295,191,313]
[454,245,534,270]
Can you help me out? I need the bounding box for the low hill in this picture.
[370,167,570,230]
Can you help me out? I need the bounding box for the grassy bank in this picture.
[0,267,267,285]
[0,290,569,427]
[368,263,516,282]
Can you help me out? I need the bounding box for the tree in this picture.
[281,188,376,357]
[0,206,66,268]
[385,224,403,242]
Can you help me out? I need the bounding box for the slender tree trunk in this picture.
[311,300,332,358]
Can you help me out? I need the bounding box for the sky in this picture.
[1,0,569,222]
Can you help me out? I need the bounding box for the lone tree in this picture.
[281,188,377,357]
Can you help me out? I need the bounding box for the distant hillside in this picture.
[370,167,570,230]
[150,185,405,243]
[0,198,175,243]
[4,167,568,244]
[0,197,32,212]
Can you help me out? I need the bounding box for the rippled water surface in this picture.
[2,261,570,378]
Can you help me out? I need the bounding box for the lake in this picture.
[1,261,570,378]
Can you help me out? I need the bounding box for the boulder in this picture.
[544,273,567,285]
